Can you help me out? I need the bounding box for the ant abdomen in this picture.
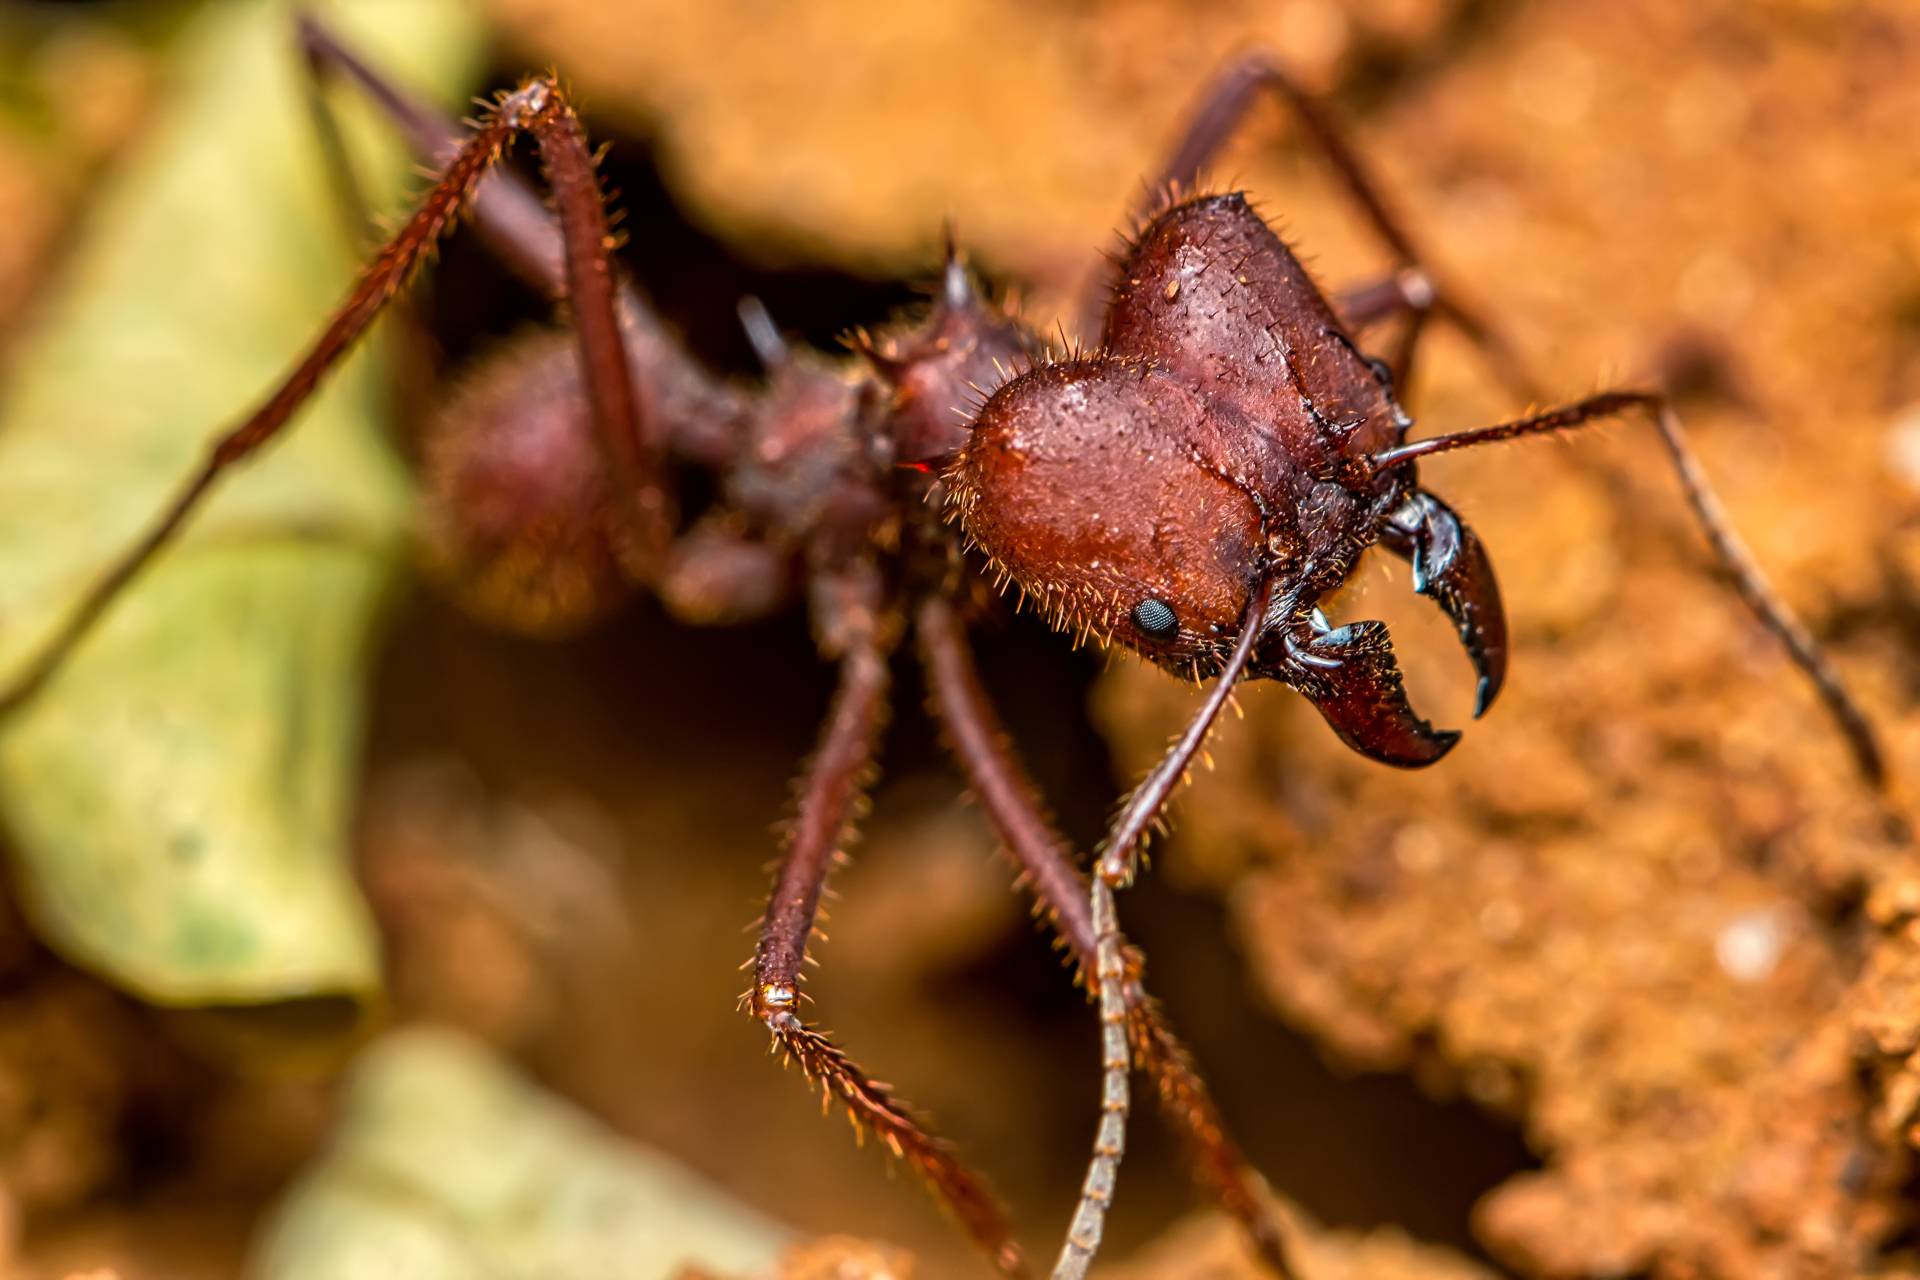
[420,331,640,636]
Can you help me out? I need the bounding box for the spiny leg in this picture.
[300,18,785,632]
[518,87,671,555]
[296,27,449,433]
[750,572,1023,1277]
[1,79,567,712]
[293,14,743,471]
[1374,390,1886,785]
[1099,49,1541,403]
[296,12,566,294]
[0,75,673,716]
[917,596,1295,1279]
[914,594,1123,1280]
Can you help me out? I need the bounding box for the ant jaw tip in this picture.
[1369,725,1462,767]
[1472,676,1497,719]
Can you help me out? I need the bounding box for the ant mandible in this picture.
[0,16,1884,1280]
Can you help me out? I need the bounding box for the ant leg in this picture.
[750,573,1023,1277]
[915,595,1124,1280]
[1374,391,1886,785]
[0,82,560,714]
[1096,51,1540,403]
[507,84,674,557]
[292,14,740,471]
[1332,268,1434,394]
[1333,268,1434,333]
[917,596,1296,1278]
[295,31,447,434]
[295,13,566,294]
[1053,876,1130,1280]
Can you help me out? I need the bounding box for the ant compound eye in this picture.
[1130,597,1180,640]
[1366,356,1395,392]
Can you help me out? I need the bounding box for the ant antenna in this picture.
[1371,391,1886,786]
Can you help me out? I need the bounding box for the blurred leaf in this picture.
[249,1027,791,1278]
[0,0,482,1021]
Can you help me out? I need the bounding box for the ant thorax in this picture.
[854,257,1037,470]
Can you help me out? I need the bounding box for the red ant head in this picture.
[948,193,1506,767]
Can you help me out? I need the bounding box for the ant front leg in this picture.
[1100,576,1280,887]
[748,568,1023,1277]
[917,596,1296,1280]
[1090,50,1541,404]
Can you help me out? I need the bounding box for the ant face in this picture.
[950,356,1273,666]
[949,193,1509,768]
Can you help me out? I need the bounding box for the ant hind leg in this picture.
[294,12,744,474]
[0,69,681,716]
[296,12,569,296]
[0,82,578,714]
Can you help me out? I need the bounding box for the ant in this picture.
[0,16,1884,1279]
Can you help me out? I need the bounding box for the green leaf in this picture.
[0,0,482,1024]
[249,1028,791,1278]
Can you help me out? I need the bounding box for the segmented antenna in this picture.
[1050,876,1132,1280]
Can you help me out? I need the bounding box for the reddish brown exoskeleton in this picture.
[0,20,1885,1279]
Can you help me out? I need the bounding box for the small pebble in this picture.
[1885,402,1920,491]
[1715,908,1787,983]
